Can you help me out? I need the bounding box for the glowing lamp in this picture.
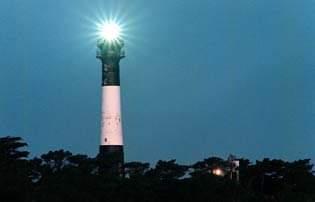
[99,22,121,42]
[213,168,224,176]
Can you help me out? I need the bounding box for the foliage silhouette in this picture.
[0,136,315,202]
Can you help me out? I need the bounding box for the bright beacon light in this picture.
[99,22,122,42]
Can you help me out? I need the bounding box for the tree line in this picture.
[1,136,315,202]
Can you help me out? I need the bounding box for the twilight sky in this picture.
[1,0,315,164]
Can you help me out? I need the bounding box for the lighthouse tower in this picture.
[96,25,125,173]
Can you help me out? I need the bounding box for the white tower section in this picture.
[100,86,123,146]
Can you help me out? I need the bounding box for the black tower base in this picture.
[98,145,124,176]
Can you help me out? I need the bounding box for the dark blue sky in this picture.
[1,0,314,164]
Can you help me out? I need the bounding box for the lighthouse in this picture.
[96,22,125,173]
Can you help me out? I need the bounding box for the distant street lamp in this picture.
[212,168,224,176]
